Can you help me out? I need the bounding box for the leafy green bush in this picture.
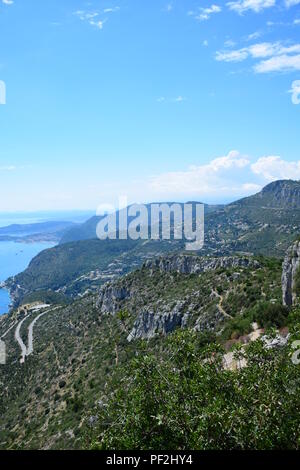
[252,302,289,328]
[222,316,253,340]
[87,329,300,450]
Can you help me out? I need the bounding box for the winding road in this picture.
[15,315,30,363]
[14,307,59,363]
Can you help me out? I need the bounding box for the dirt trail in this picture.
[212,289,233,319]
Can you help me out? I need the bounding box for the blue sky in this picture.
[0,0,300,211]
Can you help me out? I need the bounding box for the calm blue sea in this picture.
[0,241,55,315]
[0,210,92,315]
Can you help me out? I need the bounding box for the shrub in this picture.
[59,380,66,389]
[87,330,300,450]
[253,302,289,329]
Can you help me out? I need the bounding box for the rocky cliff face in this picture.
[127,304,185,342]
[245,179,300,209]
[96,254,261,340]
[143,254,259,275]
[282,240,300,306]
[97,285,131,314]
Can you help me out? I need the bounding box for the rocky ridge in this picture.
[96,255,261,340]
[282,239,300,306]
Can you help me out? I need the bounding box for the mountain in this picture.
[0,251,291,449]
[60,180,300,247]
[0,221,77,243]
[239,179,300,208]
[59,202,223,244]
[5,180,300,308]
[203,179,300,257]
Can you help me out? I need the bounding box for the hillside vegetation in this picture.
[0,254,294,450]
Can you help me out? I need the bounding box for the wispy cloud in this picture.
[224,39,237,48]
[73,6,120,29]
[173,96,186,102]
[164,3,173,13]
[0,165,17,171]
[216,41,300,72]
[189,4,222,21]
[255,54,300,72]
[156,95,187,103]
[246,31,263,41]
[103,6,120,13]
[2,0,14,5]
[227,0,276,14]
[285,0,300,7]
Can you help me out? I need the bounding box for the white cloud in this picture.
[103,7,120,13]
[246,31,262,41]
[216,41,300,72]
[254,54,300,72]
[156,96,186,103]
[289,80,300,104]
[285,0,300,7]
[0,165,16,171]
[2,0,14,5]
[150,151,252,196]
[173,96,186,102]
[89,19,105,29]
[216,49,249,62]
[149,151,300,200]
[227,0,276,14]
[217,42,300,61]
[164,3,173,12]
[294,19,300,24]
[251,156,300,180]
[224,39,237,48]
[189,4,222,21]
[74,10,106,29]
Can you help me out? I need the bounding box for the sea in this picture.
[0,210,93,315]
[0,241,55,315]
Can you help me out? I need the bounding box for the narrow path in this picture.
[212,289,232,319]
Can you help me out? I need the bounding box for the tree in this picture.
[87,325,300,450]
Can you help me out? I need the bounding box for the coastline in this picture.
[0,284,12,315]
[0,240,56,315]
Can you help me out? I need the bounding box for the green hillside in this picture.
[1,253,297,450]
